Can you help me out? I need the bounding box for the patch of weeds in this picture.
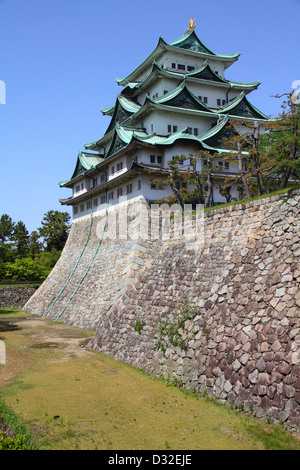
[155,298,199,355]
[0,399,38,450]
[0,432,27,450]
[134,319,146,335]
[245,422,300,450]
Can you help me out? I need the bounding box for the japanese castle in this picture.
[59,19,268,221]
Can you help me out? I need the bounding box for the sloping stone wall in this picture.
[24,191,300,428]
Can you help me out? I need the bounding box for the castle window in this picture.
[194,128,198,136]
[150,155,162,165]
[168,124,172,133]
[74,206,78,215]
[225,162,229,170]
[171,63,176,69]
[178,64,185,70]
[217,99,226,107]
[126,184,132,194]
[75,185,80,192]
[93,198,98,207]
[117,188,123,198]
[117,162,123,171]
[101,195,106,204]
[164,90,168,95]
[203,97,208,104]
[81,183,84,190]
[111,166,115,175]
[138,180,141,190]
[173,125,178,132]
[101,173,106,183]
[187,66,195,71]
[87,200,91,209]
[80,204,84,212]
[151,182,157,189]
[109,191,114,200]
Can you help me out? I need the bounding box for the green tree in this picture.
[12,221,29,258]
[0,214,15,244]
[4,258,49,282]
[38,210,71,251]
[28,230,43,258]
[260,92,300,189]
[151,151,220,208]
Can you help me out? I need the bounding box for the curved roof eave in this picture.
[118,33,240,86]
[218,91,268,119]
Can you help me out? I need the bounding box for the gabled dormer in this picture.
[148,81,212,112]
[101,95,141,135]
[219,92,268,120]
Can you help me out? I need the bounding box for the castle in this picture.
[24,24,300,429]
[59,20,267,220]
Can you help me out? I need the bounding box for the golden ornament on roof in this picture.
[187,17,196,32]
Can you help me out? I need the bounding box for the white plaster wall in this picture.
[142,109,216,136]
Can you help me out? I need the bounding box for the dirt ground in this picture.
[1,311,300,451]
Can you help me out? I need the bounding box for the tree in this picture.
[4,258,49,282]
[151,151,219,208]
[38,210,71,251]
[260,92,300,189]
[28,231,43,258]
[12,221,29,258]
[219,120,269,198]
[0,214,15,264]
[0,214,15,244]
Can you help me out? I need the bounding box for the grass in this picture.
[0,282,42,288]
[0,307,33,318]
[203,184,300,213]
[0,309,300,450]
[0,398,39,450]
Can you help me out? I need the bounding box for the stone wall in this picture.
[0,286,38,309]
[24,191,300,428]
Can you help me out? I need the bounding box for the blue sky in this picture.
[0,0,299,233]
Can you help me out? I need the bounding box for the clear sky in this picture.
[0,0,299,233]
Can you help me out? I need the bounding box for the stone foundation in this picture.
[24,191,300,428]
[0,286,38,309]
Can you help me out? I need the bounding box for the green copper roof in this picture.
[101,95,141,116]
[147,81,212,112]
[59,151,104,187]
[117,30,240,87]
[103,95,141,135]
[167,29,240,60]
[169,29,215,55]
[186,60,228,83]
[119,61,260,99]
[219,92,268,119]
[199,116,239,148]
